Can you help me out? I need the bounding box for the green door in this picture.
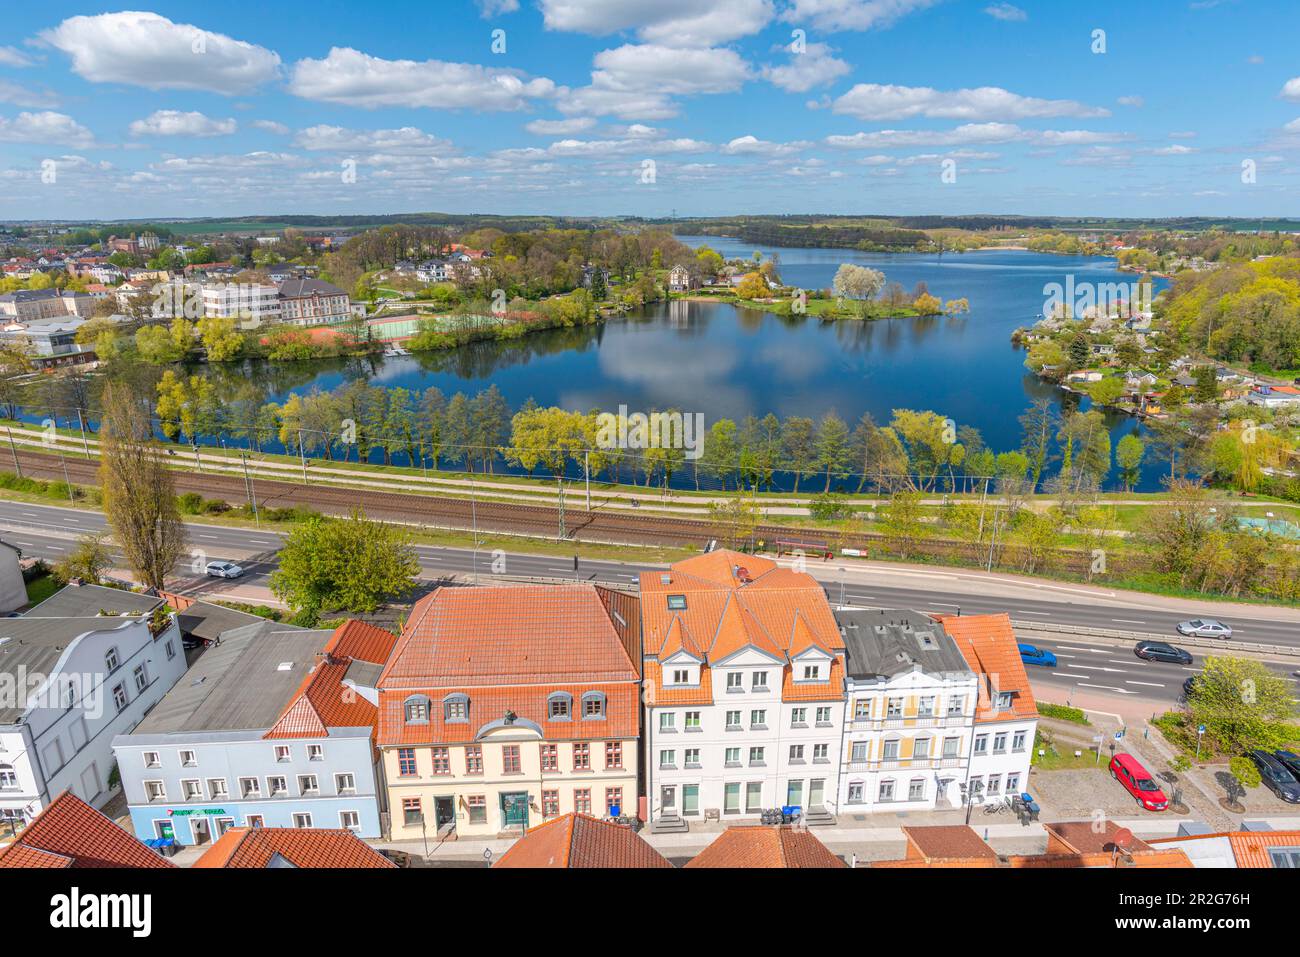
[501,792,530,828]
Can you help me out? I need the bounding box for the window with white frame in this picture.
[918,696,935,717]
[854,699,871,719]
[887,697,902,717]
[143,751,160,769]
[0,764,16,790]
[672,669,689,684]
[850,741,869,763]
[684,711,700,730]
[684,748,700,767]
[748,746,765,765]
[165,640,176,660]
[974,733,989,755]
[181,779,201,801]
[789,744,805,762]
[816,706,832,724]
[292,813,312,829]
[112,684,128,713]
[750,709,766,728]
[751,671,768,690]
[882,738,900,760]
[178,750,196,768]
[908,778,925,801]
[948,695,965,716]
[802,664,820,680]
[1006,773,1021,793]
[912,738,930,759]
[987,774,1002,795]
[268,776,287,796]
[993,733,1008,753]
[790,707,807,726]
[274,745,291,763]
[133,664,148,693]
[104,646,119,673]
[847,781,864,803]
[726,672,743,691]
[943,737,961,758]
[879,779,895,802]
[813,743,829,762]
[307,744,323,761]
[725,747,741,766]
[144,780,166,801]
[208,778,229,800]
[335,772,356,793]
[725,710,741,729]
[659,712,675,732]
[339,810,360,832]
[659,749,675,768]
[1012,731,1027,751]
[297,774,319,795]
[239,777,260,798]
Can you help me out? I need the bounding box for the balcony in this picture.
[850,715,968,731]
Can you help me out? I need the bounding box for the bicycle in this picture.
[982,798,1012,816]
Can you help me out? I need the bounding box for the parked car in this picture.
[1251,750,1300,803]
[1134,641,1193,665]
[1018,643,1058,667]
[204,560,244,579]
[1176,618,1232,639]
[1109,753,1169,811]
[1274,750,1300,781]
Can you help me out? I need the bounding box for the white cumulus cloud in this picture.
[539,0,773,46]
[288,47,555,110]
[40,11,281,94]
[762,43,851,93]
[129,110,237,137]
[0,111,94,147]
[781,0,941,32]
[833,83,1110,121]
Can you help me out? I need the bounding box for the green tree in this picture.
[270,510,418,615]
[813,412,852,492]
[55,532,113,585]
[780,416,816,492]
[1116,433,1145,491]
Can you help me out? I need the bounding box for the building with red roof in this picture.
[377,584,641,841]
[193,826,395,868]
[493,813,672,868]
[0,791,172,869]
[685,824,846,869]
[640,550,846,830]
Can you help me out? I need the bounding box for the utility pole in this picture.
[60,451,73,503]
[470,472,479,584]
[584,450,591,512]
[76,408,91,459]
[241,453,259,526]
[297,429,307,484]
[557,475,566,540]
[7,427,20,478]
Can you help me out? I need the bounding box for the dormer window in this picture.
[672,669,689,684]
[443,693,470,724]
[548,692,573,721]
[666,595,686,610]
[995,692,1014,711]
[403,695,431,724]
[581,692,606,720]
[802,665,820,681]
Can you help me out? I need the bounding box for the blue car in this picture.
[1018,643,1058,667]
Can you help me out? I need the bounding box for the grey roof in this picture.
[175,600,268,643]
[277,278,345,299]
[342,658,383,689]
[132,621,333,734]
[0,615,147,723]
[24,582,161,619]
[836,608,972,680]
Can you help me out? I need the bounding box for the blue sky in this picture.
[0,0,1298,220]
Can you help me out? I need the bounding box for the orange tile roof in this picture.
[685,825,846,869]
[380,585,639,689]
[1150,830,1300,868]
[493,814,673,869]
[192,828,395,868]
[379,681,639,747]
[0,791,173,869]
[1007,849,1191,868]
[641,550,844,704]
[644,661,714,706]
[1042,820,1153,855]
[264,619,398,740]
[936,613,1038,722]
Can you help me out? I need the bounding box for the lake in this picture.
[185,239,1164,491]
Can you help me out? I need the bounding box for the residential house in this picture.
[869,821,1191,868]
[0,288,93,322]
[640,550,846,830]
[938,614,1038,807]
[1149,823,1300,868]
[0,791,173,868]
[113,619,396,845]
[1246,384,1300,409]
[416,259,451,283]
[492,813,673,868]
[377,584,641,840]
[836,608,979,813]
[192,826,395,868]
[200,281,281,326]
[667,264,696,292]
[277,278,352,326]
[0,584,186,831]
[684,824,846,868]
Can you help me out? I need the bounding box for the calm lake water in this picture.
[188,238,1164,491]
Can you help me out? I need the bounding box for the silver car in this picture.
[204,560,245,580]
[1176,618,1232,639]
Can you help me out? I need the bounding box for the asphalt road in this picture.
[3,499,1297,710]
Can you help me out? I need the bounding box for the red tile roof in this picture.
[903,825,1000,862]
[376,585,640,748]
[493,814,673,869]
[1149,830,1300,868]
[641,550,844,704]
[685,825,846,869]
[192,828,395,868]
[0,791,173,869]
[264,619,398,740]
[936,613,1038,722]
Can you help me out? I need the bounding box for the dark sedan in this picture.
[1275,750,1300,781]
[1134,641,1193,665]
[1251,750,1300,804]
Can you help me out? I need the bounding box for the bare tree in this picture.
[99,383,185,592]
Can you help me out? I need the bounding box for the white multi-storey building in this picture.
[276,278,352,326]
[0,584,187,832]
[200,282,281,327]
[641,551,846,830]
[836,608,980,813]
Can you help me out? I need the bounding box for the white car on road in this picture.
[1176,618,1232,639]
[204,560,245,580]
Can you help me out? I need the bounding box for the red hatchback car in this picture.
[1109,753,1168,811]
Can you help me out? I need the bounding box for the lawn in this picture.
[24,573,59,606]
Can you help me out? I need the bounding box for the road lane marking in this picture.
[1126,681,1166,688]
[1111,619,1146,625]
[1017,611,1053,617]
[1077,684,1136,694]
[1057,672,1093,679]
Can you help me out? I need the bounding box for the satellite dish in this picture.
[1112,827,1136,852]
